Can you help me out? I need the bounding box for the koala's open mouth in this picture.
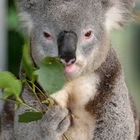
[64,63,77,73]
[64,61,85,77]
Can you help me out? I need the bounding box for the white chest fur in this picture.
[65,107,96,140]
[51,74,99,140]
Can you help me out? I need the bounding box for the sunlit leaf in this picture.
[0,71,22,99]
[19,112,43,123]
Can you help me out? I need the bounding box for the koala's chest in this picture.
[65,107,96,140]
[52,75,99,140]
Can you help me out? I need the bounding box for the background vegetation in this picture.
[7,1,140,110]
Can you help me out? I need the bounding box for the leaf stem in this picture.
[27,80,49,98]
[22,102,39,112]
[63,134,71,140]
[0,97,39,112]
[16,96,39,112]
[0,98,18,104]
[26,81,42,103]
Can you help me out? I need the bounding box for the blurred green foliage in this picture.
[8,0,24,77]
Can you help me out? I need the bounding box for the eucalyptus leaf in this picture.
[0,71,22,99]
[35,57,65,94]
[19,112,43,123]
[22,42,36,81]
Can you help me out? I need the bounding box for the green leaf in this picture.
[35,57,65,94]
[0,71,22,99]
[22,42,36,81]
[19,112,43,123]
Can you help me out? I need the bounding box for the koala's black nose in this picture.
[57,31,78,65]
[60,56,76,65]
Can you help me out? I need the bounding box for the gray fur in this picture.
[93,50,136,140]
[1,0,139,140]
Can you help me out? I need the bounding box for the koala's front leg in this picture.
[14,105,70,140]
[40,106,70,140]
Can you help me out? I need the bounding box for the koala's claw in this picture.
[57,115,70,134]
[40,106,70,137]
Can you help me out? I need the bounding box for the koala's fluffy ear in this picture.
[16,0,37,10]
[16,0,42,34]
[104,0,135,31]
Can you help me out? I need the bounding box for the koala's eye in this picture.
[84,31,92,39]
[43,32,52,40]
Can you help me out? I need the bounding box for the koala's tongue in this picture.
[64,64,76,73]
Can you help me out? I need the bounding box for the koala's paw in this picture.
[40,106,70,138]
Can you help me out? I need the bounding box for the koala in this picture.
[0,0,139,140]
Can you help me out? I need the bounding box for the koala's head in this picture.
[16,0,134,78]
